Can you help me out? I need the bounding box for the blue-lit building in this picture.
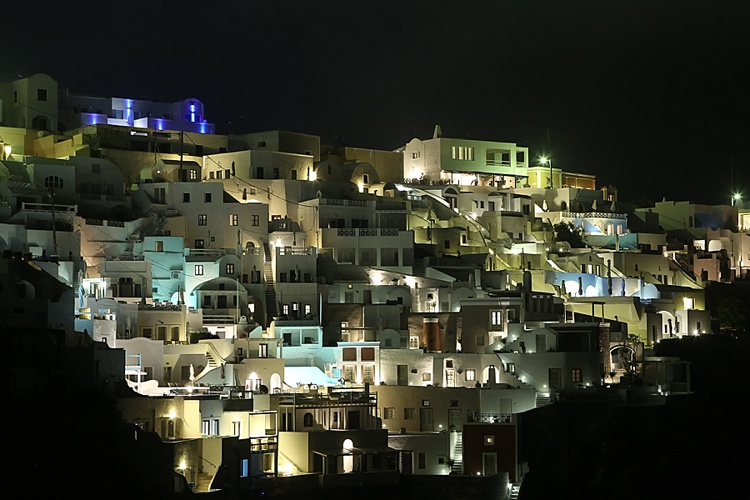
[62,93,214,134]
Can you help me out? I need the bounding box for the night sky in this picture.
[5,1,749,205]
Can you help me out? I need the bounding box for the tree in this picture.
[553,221,585,248]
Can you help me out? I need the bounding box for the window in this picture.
[189,169,198,180]
[343,348,357,362]
[91,163,101,174]
[418,452,426,470]
[304,304,311,315]
[259,343,268,358]
[233,420,241,437]
[412,151,420,159]
[226,263,235,274]
[155,241,164,252]
[490,310,504,327]
[465,369,476,381]
[205,193,212,203]
[467,409,479,423]
[252,215,260,226]
[384,408,396,419]
[303,412,313,427]
[195,265,204,276]
[230,214,238,226]
[422,400,430,407]
[44,176,63,189]
[183,193,190,202]
[571,368,583,384]
[241,459,249,478]
[225,169,231,178]
[216,170,223,179]
[404,408,415,420]
[484,435,495,445]
[37,88,48,101]
[422,373,432,382]
[197,214,207,226]
[195,239,204,248]
[444,240,450,249]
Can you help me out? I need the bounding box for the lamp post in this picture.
[732,193,741,206]
[540,157,553,189]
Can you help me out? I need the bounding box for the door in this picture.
[536,334,547,353]
[448,409,462,429]
[217,295,227,308]
[419,408,434,431]
[548,368,562,390]
[483,452,498,476]
[347,410,360,430]
[397,365,408,386]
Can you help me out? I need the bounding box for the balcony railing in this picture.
[561,211,627,220]
[334,228,402,237]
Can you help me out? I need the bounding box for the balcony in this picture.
[561,211,627,220]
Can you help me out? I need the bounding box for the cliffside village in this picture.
[4,73,749,499]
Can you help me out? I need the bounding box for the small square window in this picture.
[183,193,190,202]
[484,435,495,446]
[422,399,430,407]
[37,88,48,101]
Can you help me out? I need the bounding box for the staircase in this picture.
[535,392,551,407]
[510,483,521,500]
[194,472,213,492]
[264,261,278,326]
[451,432,464,474]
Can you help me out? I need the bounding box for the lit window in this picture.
[230,214,238,226]
[490,310,504,327]
[189,170,198,180]
[384,408,395,419]
[571,368,582,384]
[304,304,311,315]
[404,408,415,420]
[465,369,476,381]
[252,215,260,226]
[422,373,431,382]
[155,241,163,252]
[226,263,235,274]
[484,435,495,446]
[198,214,207,226]
[195,265,204,276]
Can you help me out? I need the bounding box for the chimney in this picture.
[433,124,442,139]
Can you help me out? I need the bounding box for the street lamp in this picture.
[732,193,741,206]
[540,157,553,189]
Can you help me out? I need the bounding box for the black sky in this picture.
[5,1,749,205]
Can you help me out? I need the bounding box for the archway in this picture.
[342,439,354,473]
